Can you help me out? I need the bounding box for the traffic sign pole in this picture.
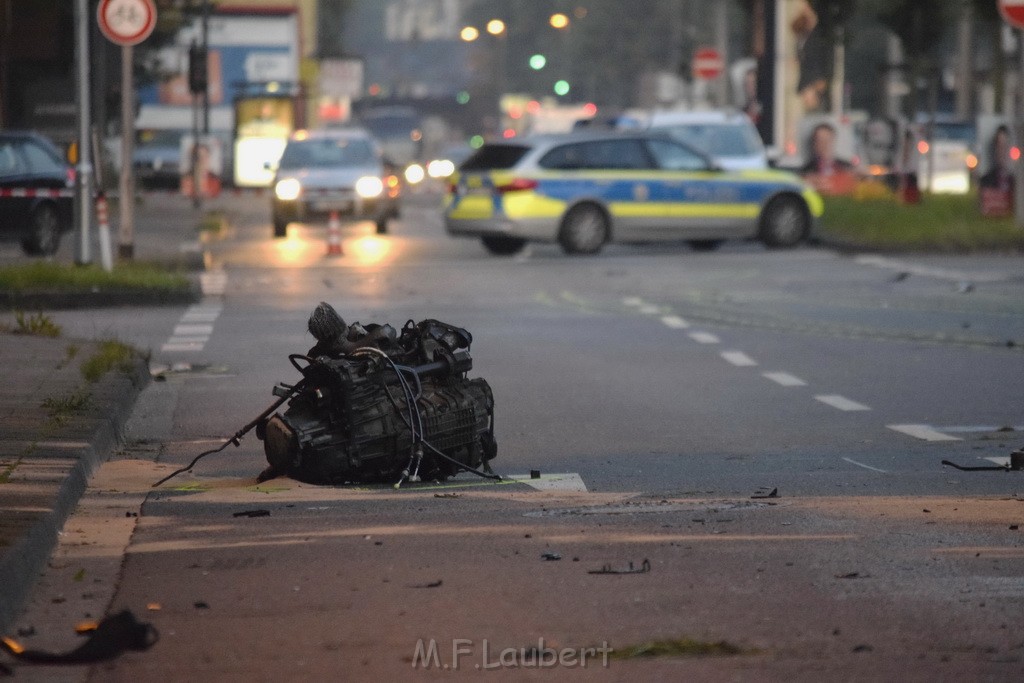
[97,0,157,260]
[75,0,92,266]
[998,1,1024,228]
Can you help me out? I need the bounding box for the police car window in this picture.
[19,140,65,174]
[540,140,652,170]
[645,139,708,171]
[461,144,530,170]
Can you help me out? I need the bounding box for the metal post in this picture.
[1016,28,1024,229]
[75,0,92,265]
[119,43,135,259]
[202,0,210,135]
[714,0,729,106]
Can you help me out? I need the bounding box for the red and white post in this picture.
[326,210,343,256]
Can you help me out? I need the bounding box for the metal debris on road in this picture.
[409,580,443,589]
[541,552,562,561]
[751,487,779,499]
[588,559,652,575]
[232,509,271,518]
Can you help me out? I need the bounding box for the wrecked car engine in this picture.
[257,303,497,485]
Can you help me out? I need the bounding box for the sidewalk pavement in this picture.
[0,192,213,632]
[0,331,149,631]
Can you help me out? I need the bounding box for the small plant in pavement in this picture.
[81,339,141,383]
[10,310,62,337]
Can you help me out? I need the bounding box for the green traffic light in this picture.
[554,80,570,96]
[456,90,471,105]
[529,54,547,70]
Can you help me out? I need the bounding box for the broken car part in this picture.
[257,303,499,486]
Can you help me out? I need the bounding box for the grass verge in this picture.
[0,262,190,293]
[81,339,141,383]
[818,192,1024,252]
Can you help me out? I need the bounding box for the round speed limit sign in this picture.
[97,0,157,46]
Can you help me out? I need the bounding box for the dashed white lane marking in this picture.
[815,394,871,411]
[173,324,214,336]
[623,297,643,307]
[161,294,226,354]
[689,331,720,344]
[843,457,889,473]
[721,351,758,367]
[638,304,660,315]
[660,315,690,329]
[507,473,587,492]
[854,255,1011,283]
[762,372,808,387]
[887,424,962,442]
[200,271,228,295]
[984,456,1012,467]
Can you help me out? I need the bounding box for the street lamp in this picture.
[486,19,506,36]
[550,13,569,30]
[460,26,479,41]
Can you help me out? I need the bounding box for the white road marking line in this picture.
[984,457,1011,467]
[507,473,587,492]
[843,457,889,473]
[762,372,808,387]
[161,342,206,352]
[173,324,214,336]
[887,424,962,442]
[815,394,871,411]
[164,335,210,344]
[181,313,220,323]
[623,297,643,307]
[638,304,660,315]
[721,351,758,367]
[660,315,690,329]
[854,255,1010,283]
[689,331,720,344]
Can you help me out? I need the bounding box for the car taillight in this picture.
[495,178,538,193]
[448,182,458,194]
[66,168,76,186]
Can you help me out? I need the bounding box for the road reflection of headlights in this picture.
[427,159,455,178]
[404,163,425,184]
[275,178,302,200]
[356,176,384,198]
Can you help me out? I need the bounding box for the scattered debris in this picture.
[193,602,209,610]
[835,572,869,579]
[955,281,975,294]
[433,493,460,499]
[530,469,541,479]
[541,552,562,561]
[751,487,778,499]
[15,627,34,638]
[232,509,271,518]
[889,272,910,283]
[589,559,651,575]
[1011,525,1019,531]
[852,644,873,653]
[0,610,157,665]
[74,622,98,634]
[942,457,1022,472]
[146,603,161,611]
[409,580,443,589]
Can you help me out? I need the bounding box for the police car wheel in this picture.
[273,218,289,238]
[760,196,808,248]
[22,203,61,256]
[481,235,526,255]
[376,218,388,235]
[559,204,609,255]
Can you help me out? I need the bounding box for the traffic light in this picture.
[188,43,208,94]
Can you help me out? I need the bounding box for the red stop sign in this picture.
[693,47,724,80]
[999,0,1024,29]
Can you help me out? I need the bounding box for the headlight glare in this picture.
[275,178,302,201]
[355,176,384,198]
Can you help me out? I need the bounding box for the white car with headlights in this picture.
[271,128,400,238]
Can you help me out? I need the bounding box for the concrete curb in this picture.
[0,348,149,633]
[0,283,201,311]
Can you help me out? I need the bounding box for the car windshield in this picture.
[279,138,376,169]
[460,144,531,171]
[658,123,763,158]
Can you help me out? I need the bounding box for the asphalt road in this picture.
[11,190,1024,681]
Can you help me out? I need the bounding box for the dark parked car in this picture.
[0,131,75,255]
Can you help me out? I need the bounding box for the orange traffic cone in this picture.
[326,210,343,256]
